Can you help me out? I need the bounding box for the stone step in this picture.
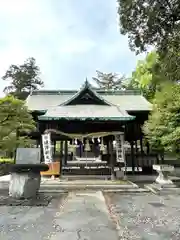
[60,174,111,180]
[40,182,139,190]
[39,188,149,193]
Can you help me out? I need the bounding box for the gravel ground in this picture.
[106,192,180,240]
[0,193,67,240]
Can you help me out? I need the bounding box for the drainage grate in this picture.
[149,202,165,207]
[0,193,53,206]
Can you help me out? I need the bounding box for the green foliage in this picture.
[0,96,36,154]
[117,0,180,82]
[0,158,14,164]
[143,83,180,155]
[92,70,127,90]
[130,51,167,101]
[3,57,44,100]
[117,0,180,53]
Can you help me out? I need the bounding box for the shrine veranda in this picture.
[25,80,158,176]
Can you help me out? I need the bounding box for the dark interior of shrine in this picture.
[27,110,159,176]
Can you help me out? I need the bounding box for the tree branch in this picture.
[0,114,15,125]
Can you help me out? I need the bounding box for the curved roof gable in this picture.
[60,79,112,106]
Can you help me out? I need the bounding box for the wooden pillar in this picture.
[109,139,115,180]
[59,141,63,177]
[146,141,150,154]
[130,140,135,174]
[140,137,143,154]
[60,141,63,159]
[80,140,82,158]
[106,139,110,164]
[135,140,138,153]
[64,140,68,165]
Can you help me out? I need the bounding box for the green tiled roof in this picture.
[26,91,152,112]
[38,105,135,121]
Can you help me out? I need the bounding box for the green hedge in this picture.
[0,158,14,176]
[0,158,14,164]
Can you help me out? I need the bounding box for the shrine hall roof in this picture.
[26,89,152,112]
[38,105,135,121]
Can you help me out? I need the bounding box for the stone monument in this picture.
[9,148,48,199]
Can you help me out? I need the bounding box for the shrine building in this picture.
[26,80,157,177]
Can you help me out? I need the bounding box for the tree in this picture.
[3,57,44,100]
[129,51,167,101]
[92,70,127,90]
[0,96,36,156]
[143,83,180,157]
[117,0,180,53]
[117,0,180,82]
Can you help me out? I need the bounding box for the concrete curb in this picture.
[40,184,138,190]
[127,180,139,188]
[144,184,158,194]
[103,188,149,193]
[39,188,149,193]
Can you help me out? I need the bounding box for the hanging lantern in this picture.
[84,139,91,151]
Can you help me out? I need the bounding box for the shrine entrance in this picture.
[44,128,126,178]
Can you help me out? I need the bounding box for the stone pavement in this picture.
[2,190,180,239]
[50,191,118,240]
[0,191,118,240]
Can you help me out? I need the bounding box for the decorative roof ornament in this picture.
[59,77,113,106]
[85,77,89,87]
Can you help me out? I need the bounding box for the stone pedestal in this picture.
[153,164,174,185]
[9,172,41,199]
[115,170,124,179]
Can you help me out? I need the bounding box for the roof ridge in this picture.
[30,89,142,96]
[60,79,113,106]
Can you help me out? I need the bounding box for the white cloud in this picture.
[58,39,96,54]
[0,0,145,96]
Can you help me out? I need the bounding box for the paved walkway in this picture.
[50,191,118,240]
[0,191,118,240]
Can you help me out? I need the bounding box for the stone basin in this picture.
[153,164,174,185]
[153,164,174,172]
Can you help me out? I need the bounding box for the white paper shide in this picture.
[42,133,52,163]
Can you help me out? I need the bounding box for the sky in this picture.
[0,0,145,95]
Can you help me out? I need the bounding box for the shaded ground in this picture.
[106,192,180,240]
